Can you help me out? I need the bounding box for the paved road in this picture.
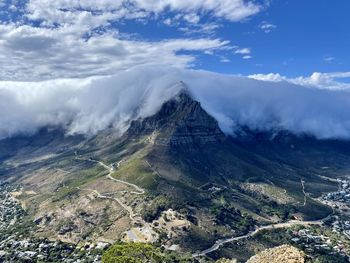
[106,174,144,195]
[75,156,145,221]
[193,177,333,258]
[77,157,144,194]
[192,219,322,257]
[77,154,329,254]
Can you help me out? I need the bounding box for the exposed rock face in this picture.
[246,245,305,263]
[127,90,225,146]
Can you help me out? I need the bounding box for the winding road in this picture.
[193,177,332,258]
[75,153,333,256]
[75,155,145,221]
[95,159,144,194]
[192,219,323,257]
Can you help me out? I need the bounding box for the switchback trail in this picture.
[75,155,145,221]
[301,179,307,206]
[76,156,144,195]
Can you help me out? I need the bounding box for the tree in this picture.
[102,243,165,263]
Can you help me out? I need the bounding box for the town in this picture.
[0,182,107,262]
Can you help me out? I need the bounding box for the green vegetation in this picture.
[52,164,106,202]
[210,204,255,235]
[63,164,107,189]
[141,192,194,225]
[112,158,158,190]
[141,195,188,223]
[141,195,172,222]
[52,187,79,202]
[259,202,296,220]
[297,198,332,221]
[102,242,194,263]
[181,224,215,251]
[308,255,348,263]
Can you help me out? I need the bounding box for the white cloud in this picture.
[259,22,277,33]
[324,56,335,63]
[130,0,261,22]
[178,22,221,36]
[0,0,261,80]
[249,72,350,90]
[2,67,350,140]
[220,57,231,63]
[249,73,286,82]
[0,23,230,80]
[234,47,251,55]
[183,13,200,24]
[163,18,173,26]
[233,47,252,59]
[24,0,261,27]
[294,72,350,90]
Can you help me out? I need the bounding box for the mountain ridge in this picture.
[127,90,226,146]
[0,86,349,262]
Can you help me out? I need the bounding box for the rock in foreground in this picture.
[246,245,305,263]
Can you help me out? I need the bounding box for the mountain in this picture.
[127,90,225,146]
[1,89,350,262]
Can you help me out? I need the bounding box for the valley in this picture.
[1,92,350,262]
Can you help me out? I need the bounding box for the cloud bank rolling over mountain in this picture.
[1,66,350,141]
[1,0,349,142]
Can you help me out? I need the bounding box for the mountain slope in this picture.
[0,88,348,259]
[127,90,225,146]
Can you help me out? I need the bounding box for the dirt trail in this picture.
[301,179,307,206]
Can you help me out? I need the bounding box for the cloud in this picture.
[178,22,221,36]
[2,66,350,140]
[324,56,335,63]
[0,23,230,80]
[220,57,231,63]
[21,0,261,38]
[233,47,252,59]
[249,72,350,90]
[0,0,261,80]
[183,13,200,24]
[163,18,173,26]
[24,0,261,28]
[259,22,276,33]
[249,73,285,82]
[161,11,220,36]
[234,47,251,55]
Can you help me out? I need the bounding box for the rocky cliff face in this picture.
[127,90,225,146]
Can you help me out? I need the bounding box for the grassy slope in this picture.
[112,157,159,190]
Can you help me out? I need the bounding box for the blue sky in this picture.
[0,0,349,82]
[1,1,350,139]
[116,0,350,77]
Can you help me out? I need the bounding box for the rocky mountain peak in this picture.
[127,88,225,146]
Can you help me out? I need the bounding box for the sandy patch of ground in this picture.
[123,224,158,243]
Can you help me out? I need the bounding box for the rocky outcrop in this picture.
[127,90,225,146]
[246,245,305,263]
